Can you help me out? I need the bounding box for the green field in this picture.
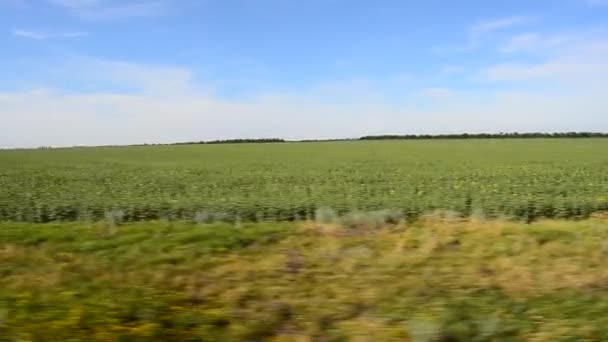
[1,139,608,223]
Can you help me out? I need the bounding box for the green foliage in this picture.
[1,139,608,223]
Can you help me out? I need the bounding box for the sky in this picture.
[1,0,608,147]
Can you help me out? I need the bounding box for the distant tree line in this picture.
[173,138,285,145]
[154,133,608,146]
[296,138,353,143]
[28,132,608,150]
[204,138,285,144]
[359,132,608,140]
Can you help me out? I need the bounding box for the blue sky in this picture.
[1,0,608,147]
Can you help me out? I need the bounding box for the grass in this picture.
[2,215,608,340]
[2,139,608,222]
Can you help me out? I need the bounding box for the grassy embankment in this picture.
[2,214,608,340]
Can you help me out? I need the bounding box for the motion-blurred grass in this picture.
[2,215,608,340]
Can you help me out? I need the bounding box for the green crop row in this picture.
[1,139,607,223]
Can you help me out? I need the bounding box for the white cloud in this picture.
[481,60,608,84]
[481,35,608,86]
[81,59,195,94]
[12,29,89,40]
[2,82,606,148]
[1,55,607,148]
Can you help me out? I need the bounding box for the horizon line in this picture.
[2,131,608,150]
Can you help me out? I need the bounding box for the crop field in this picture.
[1,139,608,223]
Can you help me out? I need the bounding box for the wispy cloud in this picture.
[13,30,47,40]
[13,29,89,40]
[500,32,572,53]
[45,0,167,20]
[469,16,532,43]
[434,15,533,53]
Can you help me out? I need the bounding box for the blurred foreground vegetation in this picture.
[2,214,608,340]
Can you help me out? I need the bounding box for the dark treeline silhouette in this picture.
[173,138,285,145]
[296,138,353,143]
[360,132,608,140]
[205,138,285,144]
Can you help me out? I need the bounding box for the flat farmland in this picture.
[1,139,607,223]
[3,139,608,340]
